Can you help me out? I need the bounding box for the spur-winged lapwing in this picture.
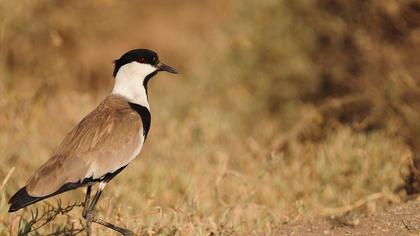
[8,49,177,235]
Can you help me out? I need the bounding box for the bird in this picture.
[8,48,178,235]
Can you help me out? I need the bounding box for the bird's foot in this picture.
[83,211,134,236]
[82,211,93,236]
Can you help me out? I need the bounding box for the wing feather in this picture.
[25,95,143,197]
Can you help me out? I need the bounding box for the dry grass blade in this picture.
[270,95,367,151]
[319,191,401,216]
[0,167,15,190]
[1,0,419,235]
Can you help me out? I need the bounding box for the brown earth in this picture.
[276,200,420,236]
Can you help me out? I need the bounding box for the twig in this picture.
[319,191,399,216]
[18,199,83,235]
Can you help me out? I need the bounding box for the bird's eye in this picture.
[138,58,145,63]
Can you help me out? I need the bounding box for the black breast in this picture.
[128,102,151,139]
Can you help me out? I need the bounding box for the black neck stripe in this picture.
[143,70,158,96]
[128,102,151,139]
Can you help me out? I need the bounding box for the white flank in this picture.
[98,181,107,190]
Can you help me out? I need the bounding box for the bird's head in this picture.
[111,49,177,107]
[113,48,177,79]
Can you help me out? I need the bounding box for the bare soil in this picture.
[275,200,420,235]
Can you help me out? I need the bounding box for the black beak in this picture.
[157,63,178,74]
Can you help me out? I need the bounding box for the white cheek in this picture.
[111,62,156,108]
[123,62,156,78]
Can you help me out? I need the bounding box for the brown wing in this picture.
[25,95,143,197]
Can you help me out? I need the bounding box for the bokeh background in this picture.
[1,0,420,235]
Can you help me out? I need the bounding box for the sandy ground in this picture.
[275,200,420,235]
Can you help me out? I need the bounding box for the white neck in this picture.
[111,62,156,109]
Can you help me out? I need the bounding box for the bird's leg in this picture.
[87,188,102,212]
[82,185,92,236]
[83,183,134,236]
[82,185,92,217]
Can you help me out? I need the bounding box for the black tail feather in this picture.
[8,182,85,213]
[8,187,46,212]
[8,165,128,212]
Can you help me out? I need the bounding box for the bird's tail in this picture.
[8,186,45,212]
[8,181,93,212]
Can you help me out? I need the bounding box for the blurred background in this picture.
[1,0,420,235]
